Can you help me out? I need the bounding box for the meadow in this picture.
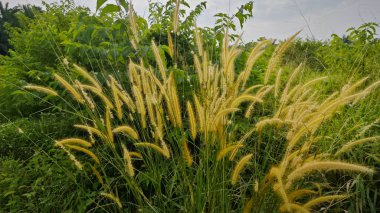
[0,0,379,212]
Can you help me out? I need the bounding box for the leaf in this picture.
[101,4,120,16]
[171,68,185,84]
[236,12,244,28]
[118,0,129,11]
[160,45,172,58]
[96,0,107,11]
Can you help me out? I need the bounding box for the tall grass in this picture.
[23,4,380,212]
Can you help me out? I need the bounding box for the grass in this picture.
[0,1,379,212]
[20,30,379,212]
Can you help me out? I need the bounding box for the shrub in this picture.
[0,113,79,159]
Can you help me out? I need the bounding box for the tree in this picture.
[0,3,41,55]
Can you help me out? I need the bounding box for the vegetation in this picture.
[0,0,379,212]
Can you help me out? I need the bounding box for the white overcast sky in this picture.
[3,0,380,41]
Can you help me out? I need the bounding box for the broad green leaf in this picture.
[118,0,129,11]
[101,4,120,16]
[96,0,107,11]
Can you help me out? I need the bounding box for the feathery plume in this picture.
[54,74,84,103]
[186,101,197,139]
[110,76,123,119]
[173,0,180,33]
[167,30,174,58]
[336,136,380,155]
[24,85,58,96]
[217,144,244,161]
[231,154,253,185]
[213,108,240,125]
[280,63,304,103]
[128,4,140,49]
[105,107,114,145]
[242,84,263,95]
[169,77,182,128]
[135,142,170,158]
[264,31,300,84]
[80,84,114,109]
[193,94,205,132]
[55,138,92,147]
[151,40,167,80]
[231,95,263,108]
[117,90,136,113]
[76,81,95,110]
[194,27,204,56]
[129,152,143,159]
[73,64,101,91]
[182,138,193,166]
[113,126,139,140]
[239,40,270,89]
[132,85,146,128]
[58,145,83,170]
[66,145,100,164]
[74,124,106,141]
[90,165,104,185]
[100,192,122,209]
[122,144,135,177]
[287,161,374,186]
[274,68,283,97]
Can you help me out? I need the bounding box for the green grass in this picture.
[0,1,379,212]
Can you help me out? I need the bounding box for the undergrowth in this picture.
[1,0,379,212]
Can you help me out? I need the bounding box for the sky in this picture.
[3,0,380,42]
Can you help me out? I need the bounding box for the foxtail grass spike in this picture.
[54,74,85,103]
[113,126,139,140]
[231,154,253,185]
[24,85,58,96]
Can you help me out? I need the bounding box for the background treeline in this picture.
[0,0,379,212]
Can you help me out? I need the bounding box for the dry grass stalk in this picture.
[73,64,102,91]
[100,192,122,209]
[173,0,180,33]
[135,142,170,159]
[231,154,253,185]
[74,124,106,141]
[24,85,58,96]
[90,165,104,185]
[80,84,114,109]
[182,138,193,166]
[264,31,300,84]
[65,145,100,164]
[122,144,135,177]
[217,144,244,161]
[54,74,85,103]
[336,136,380,155]
[186,101,197,139]
[113,126,139,140]
[55,138,92,147]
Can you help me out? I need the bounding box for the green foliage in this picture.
[0,112,96,212]
[0,155,96,212]
[0,113,79,159]
[214,1,253,32]
[318,22,380,79]
[0,2,42,55]
[0,0,379,212]
[283,38,325,71]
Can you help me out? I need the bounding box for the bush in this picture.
[0,154,97,212]
[0,113,79,159]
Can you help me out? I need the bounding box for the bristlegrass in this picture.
[25,3,379,212]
